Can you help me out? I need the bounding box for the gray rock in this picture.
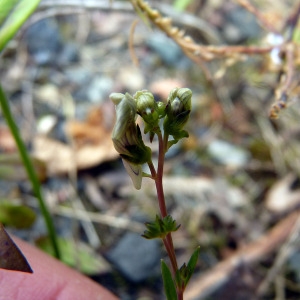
[26,19,63,65]
[146,32,189,68]
[86,76,113,103]
[222,7,261,44]
[57,43,80,66]
[106,232,160,282]
[26,19,79,66]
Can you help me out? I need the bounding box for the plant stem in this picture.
[0,84,61,259]
[156,132,183,300]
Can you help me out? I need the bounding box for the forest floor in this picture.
[1,1,300,299]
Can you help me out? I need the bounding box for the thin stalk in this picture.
[0,84,60,259]
[149,159,178,276]
[156,131,183,300]
[156,132,168,218]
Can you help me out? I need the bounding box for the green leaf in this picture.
[185,246,200,286]
[142,215,180,239]
[0,0,41,52]
[161,259,177,300]
[0,0,19,26]
[36,237,110,275]
[176,246,200,290]
[0,201,36,229]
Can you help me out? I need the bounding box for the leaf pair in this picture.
[142,215,180,240]
[161,247,200,300]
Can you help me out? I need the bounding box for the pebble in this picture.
[221,7,261,44]
[208,139,250,168]
[146,32,188,67]
[26,19,63,65]
[106,232,160,282]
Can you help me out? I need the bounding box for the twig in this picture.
[269,42,295,119]
[257,214,300,297]
[185,211,300,300]
[51,205,144,232]
[235,0,280,34]
[129,19,140,67]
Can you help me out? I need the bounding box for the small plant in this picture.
[110,88,199,300]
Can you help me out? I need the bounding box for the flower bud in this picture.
[134,90,159,128]
[110,92,151,189]
[164,88,192,139]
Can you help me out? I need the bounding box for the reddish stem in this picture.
[157,132,183,300]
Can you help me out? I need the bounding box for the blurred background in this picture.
[1,0,300,299]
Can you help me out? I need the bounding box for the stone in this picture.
[106,232,160,282]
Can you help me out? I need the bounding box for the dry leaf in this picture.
[33,105,118,174]
[33,135,117,174]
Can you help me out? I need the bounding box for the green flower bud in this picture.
[157,101,166,117]
[134,90,167,142]
[134,90,159,130]
[164,88,192,140]
[110,92,151,189]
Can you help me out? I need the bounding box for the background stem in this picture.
[0,84,61,259]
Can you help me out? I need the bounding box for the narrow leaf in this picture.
[184,246,200,286]
[0,0,41,52]
[0,0,19,26]
[0,223,33,273]
[161,259,177,300]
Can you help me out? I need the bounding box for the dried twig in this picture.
[269,43,296,119]
[235,0,280,34]
[185,211,300,300]
[129,19,140,67]
[257,214,300,297]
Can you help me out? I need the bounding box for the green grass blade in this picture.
[0,0,41,52]
[0,84,60,259]
[0,0,19,26]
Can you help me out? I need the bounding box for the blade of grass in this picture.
[0,0,41,52]
[0,84,60,259]
[0,0,19,27]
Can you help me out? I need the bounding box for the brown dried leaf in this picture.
[33,135,117,174]
[33,105,118,174]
